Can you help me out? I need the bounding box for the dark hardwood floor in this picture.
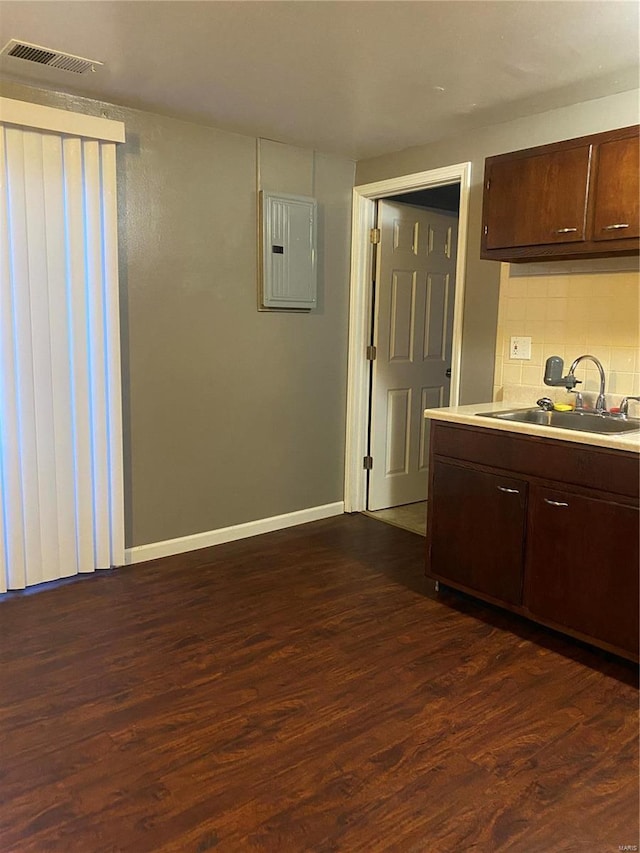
[0,514,637,853]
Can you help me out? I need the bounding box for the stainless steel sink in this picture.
[476,408,640,435]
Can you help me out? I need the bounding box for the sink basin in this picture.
[476,408,640,435]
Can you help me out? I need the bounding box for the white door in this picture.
[368,200,458,511]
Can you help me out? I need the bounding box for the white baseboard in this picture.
[124,501,344,565]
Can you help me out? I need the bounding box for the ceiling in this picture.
[0,1,638,160]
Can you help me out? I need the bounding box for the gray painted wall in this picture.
[356,89,640,406]
[1,80,355,548]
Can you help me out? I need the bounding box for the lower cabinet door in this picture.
[429,460,527,605]
[525,486,640,656]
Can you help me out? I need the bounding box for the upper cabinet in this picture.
[481,125,639,262]
[591,135,640,242]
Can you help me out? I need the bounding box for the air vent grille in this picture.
[1,39,102,74]
[8,44,57,65]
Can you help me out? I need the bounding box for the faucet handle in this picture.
[620,396,640,417]
[569,390,584,410]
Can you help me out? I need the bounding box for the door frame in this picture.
[343,162,472,513]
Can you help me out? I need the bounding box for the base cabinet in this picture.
[430,461,527,605]
[426,422,640,661]
[526,486,639,655]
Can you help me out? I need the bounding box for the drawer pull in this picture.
[603,223,629,230]
[497,486,520,494]
[554,227,578,234]
[544,499,569,507]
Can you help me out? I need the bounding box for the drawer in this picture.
[431,421,639,500]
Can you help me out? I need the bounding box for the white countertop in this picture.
[424,401,640,454]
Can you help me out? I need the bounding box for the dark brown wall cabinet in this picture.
[425,422,640,661]
[481,125,639,262]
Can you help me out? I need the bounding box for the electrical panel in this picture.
[260,191,317,310]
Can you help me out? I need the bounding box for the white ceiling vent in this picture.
[0,39,103,74]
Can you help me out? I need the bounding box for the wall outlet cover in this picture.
[510,336,532,360]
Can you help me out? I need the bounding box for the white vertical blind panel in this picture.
[0,123,124,591]
[5,127,41,588]
[83,140,111,570]
[24,130,63,585]
[101,143,125,567]
[42,132,78,578]
[62,136,95,575]
[0,457,6,593]
[0,127,20,592]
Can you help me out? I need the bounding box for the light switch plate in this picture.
[510,336,532,360]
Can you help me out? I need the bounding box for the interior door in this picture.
[368,200,457,511]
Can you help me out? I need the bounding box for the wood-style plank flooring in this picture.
[0,514,637,852]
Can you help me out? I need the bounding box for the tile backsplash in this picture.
[493,265,640,407]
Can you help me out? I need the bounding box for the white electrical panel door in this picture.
[261,192,317,310]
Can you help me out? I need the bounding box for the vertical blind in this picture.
[0,116,124,591]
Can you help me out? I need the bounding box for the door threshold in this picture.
[362,501,427,537]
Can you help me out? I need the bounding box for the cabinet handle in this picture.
[603,223,629,230]
[497,486,520,494]
[554,227,578,234]
[544,498,569,507]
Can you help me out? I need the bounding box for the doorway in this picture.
[344,163,471,522]
[368,192,459,511]
[365,187,460,535]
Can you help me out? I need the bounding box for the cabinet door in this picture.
[484,146,591,249]
[525,487,639,656]
[592,136,640,241]
[429,460,527,605]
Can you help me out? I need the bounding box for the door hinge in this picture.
[486,178,491,190]
[363,455,373,470]
[370,227,381,244]
[366,345,377,361]
[483,224,488,236]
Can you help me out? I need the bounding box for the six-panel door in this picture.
[369,200,458,510]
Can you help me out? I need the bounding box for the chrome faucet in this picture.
[567,354,607,413]
[619,396,640,417]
